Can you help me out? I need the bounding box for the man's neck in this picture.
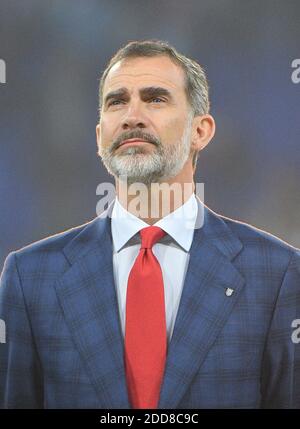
[116,178,195,225]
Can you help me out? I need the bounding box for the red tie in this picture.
[124,226,167,409]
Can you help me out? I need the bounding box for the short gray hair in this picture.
[98,39,210,169]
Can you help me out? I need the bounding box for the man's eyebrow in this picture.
[104,87,128,105]
[103,86,174,105]
[139,86,173,100]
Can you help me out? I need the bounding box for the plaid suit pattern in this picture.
[1,198,300,408]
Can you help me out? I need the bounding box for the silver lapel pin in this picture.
[225,288,234,297]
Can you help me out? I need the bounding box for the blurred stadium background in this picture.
[0,0,299,268]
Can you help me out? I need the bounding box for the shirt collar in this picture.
[111,193,199,253]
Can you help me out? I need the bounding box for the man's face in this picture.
[97,55,194,185]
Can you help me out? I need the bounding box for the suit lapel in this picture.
[54,201,130,408]
[158,200,245,409]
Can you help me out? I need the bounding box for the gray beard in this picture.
[99,118,193,186]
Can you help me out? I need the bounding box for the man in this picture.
[0,39,300,409]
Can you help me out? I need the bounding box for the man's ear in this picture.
[96,124,102,153]
[96,124,101,143]
[191,114,216,152]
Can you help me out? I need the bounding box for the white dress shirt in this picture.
[111,193,199,344]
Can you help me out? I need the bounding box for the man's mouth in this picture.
[119,138,152,147]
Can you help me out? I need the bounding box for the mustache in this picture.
[110,130,160,152]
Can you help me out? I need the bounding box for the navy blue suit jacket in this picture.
[1,198,300,408]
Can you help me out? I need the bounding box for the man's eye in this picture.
[151,97,165,103]
[108,99,123,106]
[107,98,165,107]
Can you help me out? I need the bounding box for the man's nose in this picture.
[121,102,148,130]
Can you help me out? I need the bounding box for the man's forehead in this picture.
[103,56,185,93]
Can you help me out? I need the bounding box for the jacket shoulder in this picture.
[216,211,300,271]
[222,213,298,250]
[5,217,101,270]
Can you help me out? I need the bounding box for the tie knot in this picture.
[140,226,166,249]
